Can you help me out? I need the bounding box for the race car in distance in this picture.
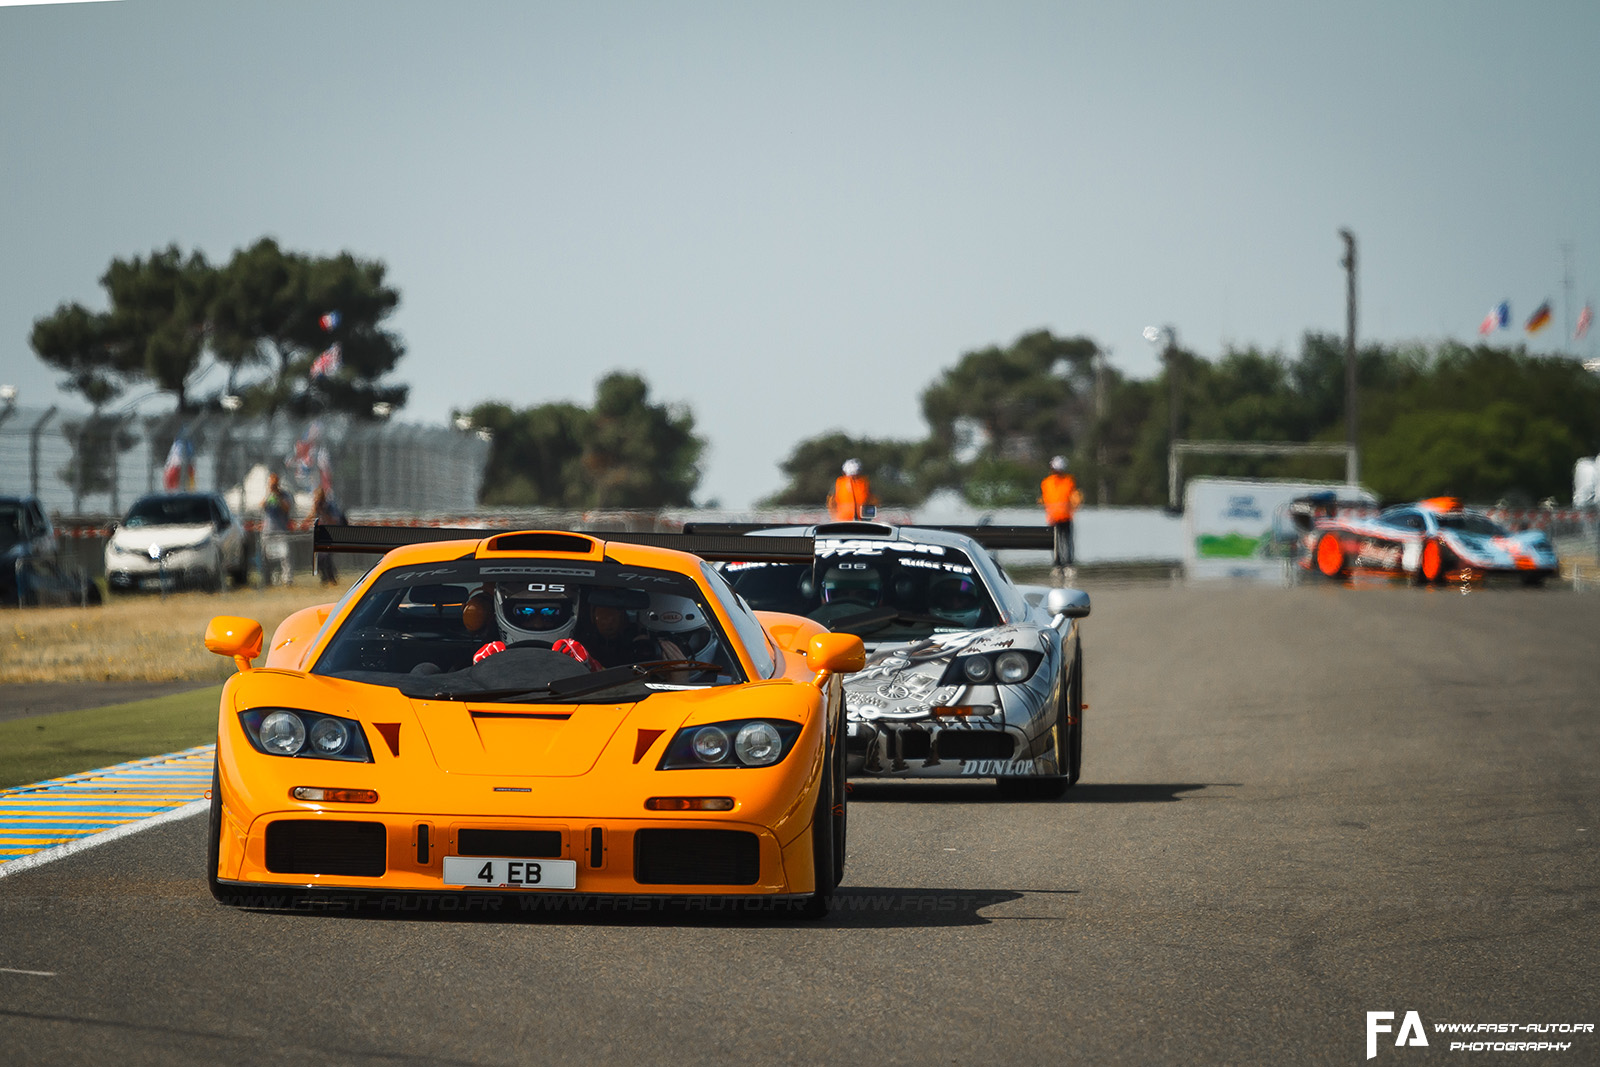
[203,526,864,917]
[1296,495,1559,586]
[700,521,1091,800]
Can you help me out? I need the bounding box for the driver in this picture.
[473,584,597,668]
[927,574,985,628]
[819,563,882,608]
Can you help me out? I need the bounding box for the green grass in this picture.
[0,686,222,791]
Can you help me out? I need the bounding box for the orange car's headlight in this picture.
[239,709,373,763]
[657,720,802,770]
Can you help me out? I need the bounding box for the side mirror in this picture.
[807,632,866,685]
[1045,587,1091,619]
[858,504,877,520]
[205,615,263,672]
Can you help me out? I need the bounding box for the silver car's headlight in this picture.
[995,651,1032,684]
[947,649,1044,686]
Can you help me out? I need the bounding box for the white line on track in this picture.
[0,968,56,977]
[0,799,206,881]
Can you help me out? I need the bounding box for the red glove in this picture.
[553,638,602,671]
[473,640,506,663]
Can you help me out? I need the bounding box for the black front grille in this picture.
[634,829,760,885]
[898,730,931,760]
[940,731,1017,760]
[264,820,386,876]
[456,829,563,857]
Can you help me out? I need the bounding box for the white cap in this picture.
[1050,455,1068,472]
[842,458,862,476]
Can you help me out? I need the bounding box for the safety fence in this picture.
[0,404,490,519]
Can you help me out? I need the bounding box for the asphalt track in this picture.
[2,581,1597,1066]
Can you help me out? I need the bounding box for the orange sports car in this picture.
[204,527,863,917]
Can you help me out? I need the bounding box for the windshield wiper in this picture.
[827,608,952,634]
[429,683,555,701]
[546,659,733,700]
[429,660,732,703]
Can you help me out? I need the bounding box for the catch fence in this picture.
[0,405,490,520]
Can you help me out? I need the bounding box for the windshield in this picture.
[722,539,999,640]
[313,557,745,702]
[124,495,213,527]
[1436,511,1508,537]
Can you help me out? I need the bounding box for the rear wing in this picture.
[311,524,816,563]
[682,521,1056,551]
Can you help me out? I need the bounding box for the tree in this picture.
[211,239,407,417]
[29,302,123,410]
[919,330,1101,505]
[32,238,409,419]
[1364,403,1582,504]
[466,373,704,508]
[761,432,926,509]
[100,245,214,412]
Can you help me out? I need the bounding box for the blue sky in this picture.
[3,0,1597,506]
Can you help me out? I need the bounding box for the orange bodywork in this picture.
[209,533,860,902]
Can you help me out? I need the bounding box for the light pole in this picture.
[1144,324,1180,504]
[1339,228,1359,485]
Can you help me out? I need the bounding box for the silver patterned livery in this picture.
[714,522,1090,799]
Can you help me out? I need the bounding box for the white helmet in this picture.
[842,458,862,476]
[495,584,578,644]
[1050,455,1068,473]
[641,593,717,660]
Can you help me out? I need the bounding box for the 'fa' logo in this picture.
[1367,1011,1429,1059]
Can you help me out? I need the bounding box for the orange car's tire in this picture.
[795,739,838,920]
[1420,539,1450,583]
[207,766,245,906]
[1314,532,1347,579]
[831,718,848,888]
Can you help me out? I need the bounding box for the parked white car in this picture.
[105,492,247,592]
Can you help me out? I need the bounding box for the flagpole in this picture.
[1562,242,1574,354]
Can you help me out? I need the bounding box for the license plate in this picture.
[442,856,577,890]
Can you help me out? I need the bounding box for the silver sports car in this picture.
[711,522,1090,799]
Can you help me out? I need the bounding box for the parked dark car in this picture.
[0,495,100,607]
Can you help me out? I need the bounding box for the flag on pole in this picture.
[319,311,341,331]
[1526,301,1552,333]
[1578,303,1594,341]
[310,344,342,379]
[161,436,194,491]
[1478,301,1510,335]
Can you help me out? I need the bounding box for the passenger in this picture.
[640,593,721,674]
[928,574,986,627]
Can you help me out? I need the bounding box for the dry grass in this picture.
[1,584,341,683]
